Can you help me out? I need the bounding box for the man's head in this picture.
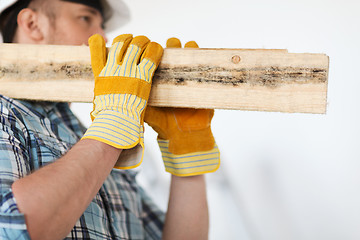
[0,0,129,45]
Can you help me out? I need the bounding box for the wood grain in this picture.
[0,43,329,113]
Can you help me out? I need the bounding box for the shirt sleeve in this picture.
[138,186,165,240]
[0,107,31,239]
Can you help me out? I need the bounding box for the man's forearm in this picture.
[12,139,121,240]
[163,175,209,240]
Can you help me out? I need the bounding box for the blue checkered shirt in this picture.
[0,95,164,239]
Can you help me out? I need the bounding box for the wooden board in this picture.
[0,43,329,113]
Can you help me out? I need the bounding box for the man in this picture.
[0,0,219,239]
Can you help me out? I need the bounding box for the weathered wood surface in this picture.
[0,43,329,113]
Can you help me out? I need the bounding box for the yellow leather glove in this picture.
[83,34,163,169]
[144,38,220,177]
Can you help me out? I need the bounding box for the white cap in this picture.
[100,0,130,32]
[0,0,130,42]
[0,0,17,43]
[0,0,17,13]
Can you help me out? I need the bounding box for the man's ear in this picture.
[17,8,44,42]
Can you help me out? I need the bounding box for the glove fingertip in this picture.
[166,37,181,48]
[88,34,103,45]
[184,41,199,48]
[141,42,164,67]
[88,34,107,77]
[131,35,151,49]
[112,34,133,45]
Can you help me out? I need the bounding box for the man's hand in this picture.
[145,38,220,176]
[83,34,163,169]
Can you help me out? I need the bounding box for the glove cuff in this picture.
[113,139,144,169]
[83,110,143,150]
[158,139,220,177]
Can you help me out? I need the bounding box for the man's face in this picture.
[44,0,106,45]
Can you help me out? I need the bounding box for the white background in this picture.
[71,0,360,239]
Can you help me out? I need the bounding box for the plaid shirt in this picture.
[0,95,164,239]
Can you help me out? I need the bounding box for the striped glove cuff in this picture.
[158,139,220,177]
[83,110,143,150]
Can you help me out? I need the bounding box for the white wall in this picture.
[72,0,360,239]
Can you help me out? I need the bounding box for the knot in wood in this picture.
[231,55,241,64]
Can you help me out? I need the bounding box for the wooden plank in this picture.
[0,43,329,113]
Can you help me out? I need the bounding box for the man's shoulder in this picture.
[0,95,63,118]
[0,95,41,120]
[0,95,30,114]
[0,94,18,106]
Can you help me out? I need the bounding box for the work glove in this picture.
[144,38,220,177]
[83,34,163,169]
